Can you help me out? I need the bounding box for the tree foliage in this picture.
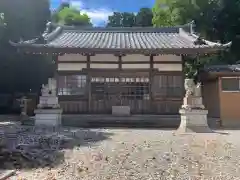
[152,0,240,78]
[152,0,179,27]
[152,0,222,39]
[52,4,92,26]
[135,8,153,27]
[107,8,153,27]
[107,12,135,27]
[214,0,240,61]
[0,0,53,95]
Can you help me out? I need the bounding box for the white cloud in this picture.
[70,1,113,26]
[70,1,84,9]
[82,9,113,26]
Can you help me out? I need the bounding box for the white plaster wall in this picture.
[58,54,87,61]
[122,54,149,62]
[58,54,181,62]
[90,64,118,69]
[153,64,182,71]
[91,54,118,61]
[57,54,182,71]
[154,55,181,62]
[122,64,150,69]
[58,63,86,71]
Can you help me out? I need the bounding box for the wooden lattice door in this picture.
[90,76,120,113]
[90,74,151,114]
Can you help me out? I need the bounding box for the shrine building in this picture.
[10,22,230,115]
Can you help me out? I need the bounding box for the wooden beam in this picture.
[155,71,183,75]
[81,68,159,73]
[57,71,87,75]
[58,60,182,64]
[58,60,87,63]
[153,61,182,64]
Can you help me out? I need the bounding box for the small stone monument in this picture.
[112,94,130,116]
[177,78,212,133]
[17,96,31,123]
[34,78,62,126]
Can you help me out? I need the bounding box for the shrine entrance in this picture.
[90,71,151,114]
[57,71,183,115]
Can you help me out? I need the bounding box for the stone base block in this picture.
[34,108,62,126]
[112,106,130,116]
[38,96,59,108]
[177,109,212,133]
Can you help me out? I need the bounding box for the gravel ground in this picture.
[4,126,240,180]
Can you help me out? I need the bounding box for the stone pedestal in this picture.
[39,96,59,108]
[34,109,62,126]
[177,109,212,133]
[182,96,205,109]
[112,106,130,116]
[34,78,62,126]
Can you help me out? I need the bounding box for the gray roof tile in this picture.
[10,22,231,54]
[48,31,197,49]
[204,64,240,73]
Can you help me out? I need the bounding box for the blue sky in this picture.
[50,0,155,26]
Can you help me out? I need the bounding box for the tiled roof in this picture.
[204,64,240,73]
[10,22,231,54]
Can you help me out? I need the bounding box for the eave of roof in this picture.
[10,21,232,55]
[203,64,240,73]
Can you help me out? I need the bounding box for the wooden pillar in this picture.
[149,54,154,113]
[53,55,59,96]
[118,55,122,70]
[86,54,91,112]
[115,53,125,70]
[115,54,124,105]
[181,55,186,97]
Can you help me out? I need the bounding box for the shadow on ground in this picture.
[0,122,113,170]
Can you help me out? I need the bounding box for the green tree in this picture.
[107,8,153,27]
[107,12,136,27]
[214,0,240,61]
[152,0,231,78]
[0,13,6,39]
[152,0,221,39]
[135,8,153,27]
[52,5,92,26]
[121,12,136,27]
[152,0,179,27]
[175,0,221,40]
[0,0,53,94]
[107,12,122,27]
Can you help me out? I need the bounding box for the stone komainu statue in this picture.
[41,78,57,96]
[182,79,205,110]
[184,79,202,97]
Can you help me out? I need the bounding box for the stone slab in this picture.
[112,106,130,116]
